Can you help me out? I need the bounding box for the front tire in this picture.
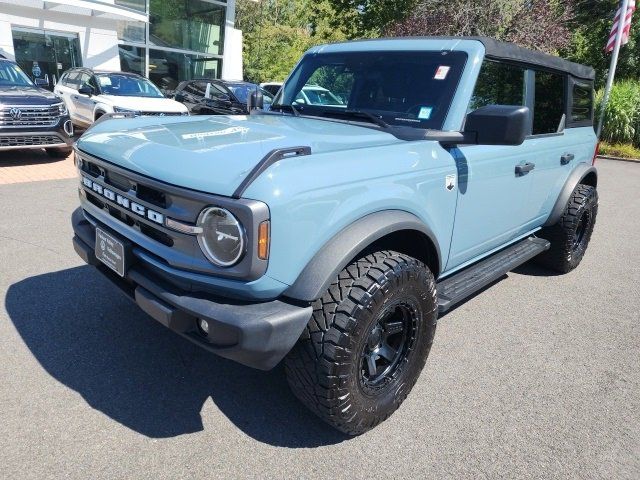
[284,250,437,435]
[536,183,598,273]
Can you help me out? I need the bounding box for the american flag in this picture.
[606,0,636,52]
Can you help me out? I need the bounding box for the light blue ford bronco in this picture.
[71,37,599,434]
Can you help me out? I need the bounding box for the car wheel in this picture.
[284,250,438,435]
[536,183,598,273]
[45,147,72,158]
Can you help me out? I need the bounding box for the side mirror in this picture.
[78,85,93,96]
[34,78,48,88]
[247,89,264,112]
[463,105,530,146]
[174,92,185,102]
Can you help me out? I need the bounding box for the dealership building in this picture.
[0,0,242,91]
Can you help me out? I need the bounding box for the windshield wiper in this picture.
[271,104,300,117]
[322,109,390,129]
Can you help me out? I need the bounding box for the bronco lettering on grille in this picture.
[82,176,165,225]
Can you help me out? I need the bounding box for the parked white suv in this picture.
[54,69,188,128]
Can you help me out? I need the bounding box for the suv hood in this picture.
[76,114,401,197]
[98,95,187,113]
[0,86,61,105]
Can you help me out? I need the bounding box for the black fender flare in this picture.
[283,210,441,302]
[544,164,598,227]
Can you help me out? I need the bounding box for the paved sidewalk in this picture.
[0,149,76,185]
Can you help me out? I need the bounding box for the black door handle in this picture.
[560,153,575,165]
[515,162,536,176]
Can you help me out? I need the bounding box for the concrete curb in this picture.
[597,155,640,164]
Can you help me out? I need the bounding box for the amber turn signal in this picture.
[258,221,270,260]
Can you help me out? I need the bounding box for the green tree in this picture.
[386,0,575,54]
[326,0,419,37]
[563,0,639,87]
[236,0,349,83]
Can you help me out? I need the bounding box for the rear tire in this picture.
[45,147,72,158]
[284,250,437,435]
[536,183,598,273]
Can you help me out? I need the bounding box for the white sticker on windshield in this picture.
[418,107,433,120]
[98,77,111,86]
[434,66,450,80]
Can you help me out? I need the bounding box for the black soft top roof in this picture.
[470,36,595,81]
[346,36,595,81]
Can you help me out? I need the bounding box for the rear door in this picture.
[72,72,96,123]
[520,69,570,224]
[55,71,80,120]
[522,73,596,223]
[447,61,535,270]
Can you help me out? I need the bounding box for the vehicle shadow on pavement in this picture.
[0,150,68,167]
[5,266,347,447]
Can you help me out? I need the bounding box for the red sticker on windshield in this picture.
[434,66,450,80]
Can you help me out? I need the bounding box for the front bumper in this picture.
[0,115,74,151]
[72,207,312,370]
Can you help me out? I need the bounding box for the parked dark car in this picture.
[172,79,274,115]
[0,58,73,157]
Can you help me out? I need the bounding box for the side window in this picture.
[206,82,229,100]
[570,81,593,124]
[533,70,565,134]
[78,73,92,91]
[184,81,206,97]
[469,61,526,111]
[65,71,81,89]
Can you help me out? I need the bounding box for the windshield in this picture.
[0,62,34,87]
[97,74,164,98]
[275,50,467,129]
[227,84,274,104]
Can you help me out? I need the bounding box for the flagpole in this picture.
[596,0,631,139]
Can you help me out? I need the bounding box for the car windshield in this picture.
[274,50,468,130]
[97,74,164,98]
[227,83,274,104]
[0,62,34,87]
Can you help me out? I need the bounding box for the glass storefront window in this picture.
[115,0,147,12]
[117,21,146,43]
[148,48,220,94]
[119,45,146,76]
[149,0,225,55]
[12,27,81,90]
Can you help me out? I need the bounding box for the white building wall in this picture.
[0,0,240,78]
[221,27,243,81]
[0,4,122,70]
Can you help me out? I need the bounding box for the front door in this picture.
[446,144,534,270]
[72,73,97,123]
[12,27,81,90]
[446,60,535,271]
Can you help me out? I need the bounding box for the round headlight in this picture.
[197,207,245,267]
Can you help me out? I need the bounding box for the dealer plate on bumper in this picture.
[95,227,126,277]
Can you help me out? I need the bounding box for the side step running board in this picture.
[436,237,550,313]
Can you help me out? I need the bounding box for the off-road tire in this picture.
[284,250,438,435]
[45,147,72,158]
[536,183,598,273]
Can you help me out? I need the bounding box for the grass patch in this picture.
[599,142,640,160]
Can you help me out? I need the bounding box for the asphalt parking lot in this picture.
[0,157,638,479]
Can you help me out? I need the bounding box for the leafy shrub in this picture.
[595,80,640,147]
[599,142,640,160]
